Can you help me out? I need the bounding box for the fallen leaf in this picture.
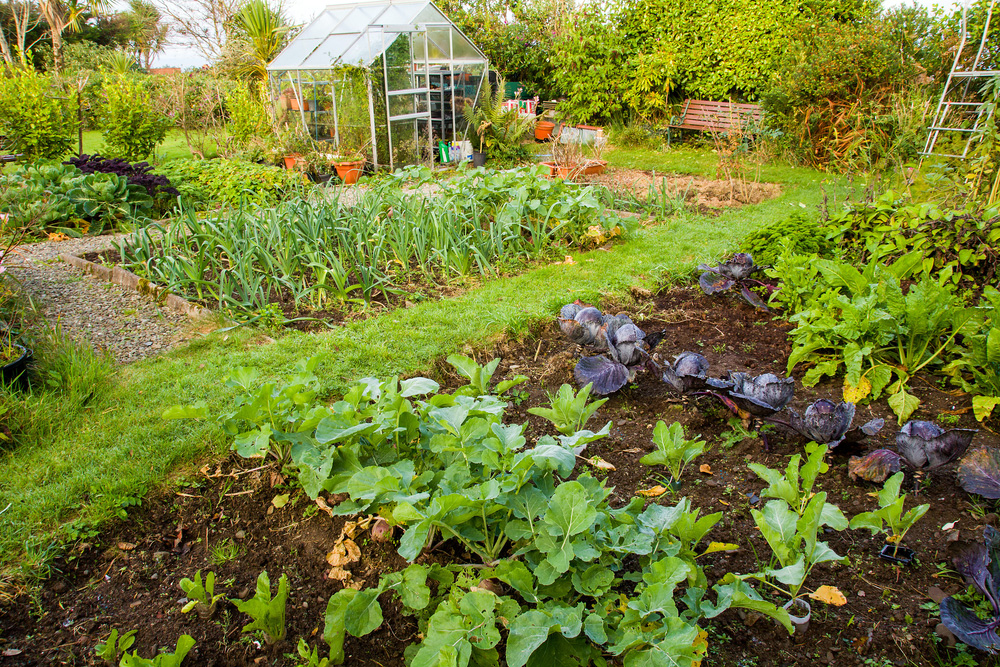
[326,566,351,582]
[699,464,713,475]
[589,456,616,471]
[718,500,730,506]
[942,521,957,531]
[315,497,335,518]
[701,542,738,556]
[326,539,361,567]
[636,486,667,497]
[3,649,23,657]
[271,494,290,509]
[809,585,848,606]
[117,542,136,551]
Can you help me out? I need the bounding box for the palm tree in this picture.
[38,0,113,72]
[125,0,168,69]
[224,0,288,87]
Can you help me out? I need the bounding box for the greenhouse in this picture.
[266,0,490,170]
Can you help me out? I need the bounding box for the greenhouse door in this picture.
[382,26,433,170]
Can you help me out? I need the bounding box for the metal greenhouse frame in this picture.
[266,0,490,171]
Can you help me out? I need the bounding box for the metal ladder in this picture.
[921,0,998,160]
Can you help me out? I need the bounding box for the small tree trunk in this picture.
[49,25,63,72]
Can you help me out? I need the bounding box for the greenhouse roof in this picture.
[267,0,487,72]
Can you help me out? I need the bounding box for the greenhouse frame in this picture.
[266,0,490,170]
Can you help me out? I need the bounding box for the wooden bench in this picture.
[667,100,763,144]
[0,136,21,163]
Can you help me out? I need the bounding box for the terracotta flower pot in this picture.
[583,159,608,175]
[334,160,364,185]
[282,154,306,170]
[535,120,555,141]
[287,97,310,111]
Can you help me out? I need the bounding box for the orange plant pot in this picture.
[334,160,364,185]
[282,154,306,170]
[535,121,555,141]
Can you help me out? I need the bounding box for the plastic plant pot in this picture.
[471,152,487,168]
[879,543,915,565]
[782,598,811,635]
[0,343,31,388]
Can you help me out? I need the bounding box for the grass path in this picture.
[0,153,842,578]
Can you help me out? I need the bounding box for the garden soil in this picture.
[1,288,993,666]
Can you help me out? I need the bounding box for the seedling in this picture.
[640,421,706,485]
[849,471,929,558]
[294,638,330,667]
[527,382,608,435]
[179,570,225,618]
[119,635,195,666]
[94,628,137,665]
[233,571,289,645]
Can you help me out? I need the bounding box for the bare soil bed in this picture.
[580,168,783,212]
[0,288,993,666]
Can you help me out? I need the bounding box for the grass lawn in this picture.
[75,128,218,162]
[0,147,843,583]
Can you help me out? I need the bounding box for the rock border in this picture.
[59,253,212,320]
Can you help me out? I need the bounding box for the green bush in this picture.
[0,69,77,161]
[225,81,271,146]
[156,159,308,208]
[742,211,833,266]
[99,72,171,161]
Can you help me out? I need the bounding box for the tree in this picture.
[125,0,167,69]
[38,0,113,72]
[0,0,44,69]
[155,0,240,61]
[221,0,289,86]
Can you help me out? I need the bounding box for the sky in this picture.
[151,0,966,69]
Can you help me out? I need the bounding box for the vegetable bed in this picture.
[0,286,992,667]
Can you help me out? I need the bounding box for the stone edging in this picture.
[59,253,212,320]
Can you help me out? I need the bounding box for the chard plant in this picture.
[233,571,289,645]
[526,382,609,436]
[639,421,707,486]
[848,471,929,556]
[787,251,975,422]
[179,570,224,618]
[294,639,331,667]
[446,354,528,397]
[94,628,137,665]
[118,635,195,667]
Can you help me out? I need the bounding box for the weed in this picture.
[937,412,962,427]
[209,538,243,566]
[716,417,756,450]
[741,342,755,353]
[712,343,727,354]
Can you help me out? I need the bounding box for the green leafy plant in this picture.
[0,68,76,161]
[446,354,528,397]
[527,382,609,436]
[99,72,171,161]
[119,635,195,667]
[743,211,833,267]
[748,442,848,525]
[233,571,289,645]
[749,491,846,601]
[948,286,1000,422]
[293,638,330,667]
[849,471,930,556]
[787,252,974,422]
[179,570,225,618]
[461,80,534,165]
[640,420,706,485]
[94,628,137,665]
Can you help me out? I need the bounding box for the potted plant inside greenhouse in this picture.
[329,127,368,185]
[276,126,312,170]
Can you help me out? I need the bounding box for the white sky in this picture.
[152,0,965,69]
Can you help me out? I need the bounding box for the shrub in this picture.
[742,211,833,266]
[156,159,308,208]
[0,69,77,161]
[99,72,171,161]
[225,81,271,146]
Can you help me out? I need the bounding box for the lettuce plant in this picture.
[94,628,136,665]
[527,382,608,436]
[118,635,195,667]
[233,571,289,645]
[940,526,1000,654]
[640,421,706,485]
[179,570,225,618]
[848,471,929,556]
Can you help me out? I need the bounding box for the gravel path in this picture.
[6,234,195,364]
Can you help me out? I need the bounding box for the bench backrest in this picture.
[675,100,763,132]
